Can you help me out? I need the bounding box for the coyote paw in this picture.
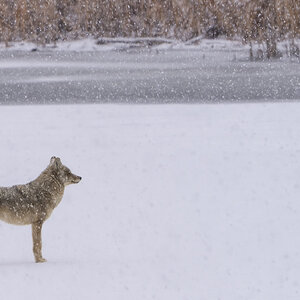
[35,257,47,263]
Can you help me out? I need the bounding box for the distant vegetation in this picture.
[0,0,299,58]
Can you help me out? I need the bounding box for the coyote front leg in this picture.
[32,221,47,263]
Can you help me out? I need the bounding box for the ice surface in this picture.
[0,103,300,300]
[0,45,299,105]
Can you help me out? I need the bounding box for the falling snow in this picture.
[0,1,299,300]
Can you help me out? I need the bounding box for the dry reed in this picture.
[0,0,299,57]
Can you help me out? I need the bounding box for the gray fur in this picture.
[0,156,81,263]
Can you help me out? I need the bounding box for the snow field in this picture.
[0,103,300,300]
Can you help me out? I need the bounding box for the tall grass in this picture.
[0,0,299,56]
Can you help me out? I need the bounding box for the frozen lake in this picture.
[0,49,299,104]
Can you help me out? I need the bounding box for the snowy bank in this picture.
[0,37,248,53]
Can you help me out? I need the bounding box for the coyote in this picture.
[0,157,81,263]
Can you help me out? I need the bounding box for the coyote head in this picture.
[49,156,82,186]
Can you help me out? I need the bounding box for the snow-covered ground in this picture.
[0,103,300,300]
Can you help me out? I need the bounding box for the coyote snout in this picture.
[0,156,81,263]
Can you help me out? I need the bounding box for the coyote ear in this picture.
[50,156,56,165]
[50,156,61,167]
